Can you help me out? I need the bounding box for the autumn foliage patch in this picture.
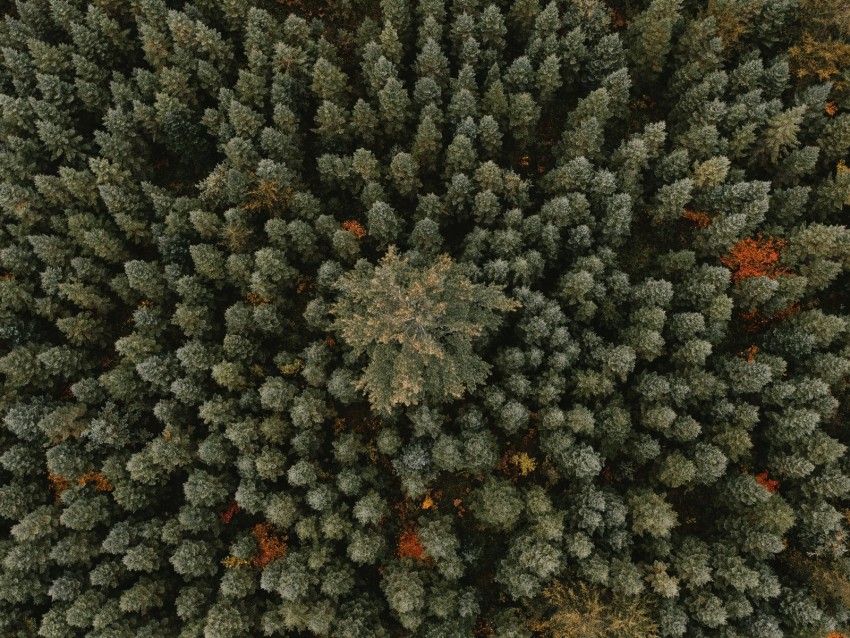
[721,235,789,284]
[754,471,780,494]
[396,528,428,561]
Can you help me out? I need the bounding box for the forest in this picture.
[1,0,850,636]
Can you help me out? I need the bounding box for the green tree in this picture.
[330,247,519,412]
[627,0,683,82]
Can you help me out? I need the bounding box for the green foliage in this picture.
[528,580,659,638]
[469,477,524,532]
[627,0,683,81]
[1,0,850,636]
[330,247,519,413]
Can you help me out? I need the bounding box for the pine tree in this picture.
[330,247,519,412]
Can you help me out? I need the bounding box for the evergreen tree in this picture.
[330,247,519,412]
[1,0,850,636]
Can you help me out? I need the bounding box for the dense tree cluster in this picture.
[1,0,850,636]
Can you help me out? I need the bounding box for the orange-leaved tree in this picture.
[682,209,712,228]
[219,501,240,524]
[397,528,428,561]
[341,219,367,239]
[251,522,288,567]
[222,522,287,569]
[721,235,789,284]
[754,471,780,494]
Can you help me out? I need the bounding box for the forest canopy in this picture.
[1,0,850,636]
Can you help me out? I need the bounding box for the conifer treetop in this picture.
[331,246,520,412]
